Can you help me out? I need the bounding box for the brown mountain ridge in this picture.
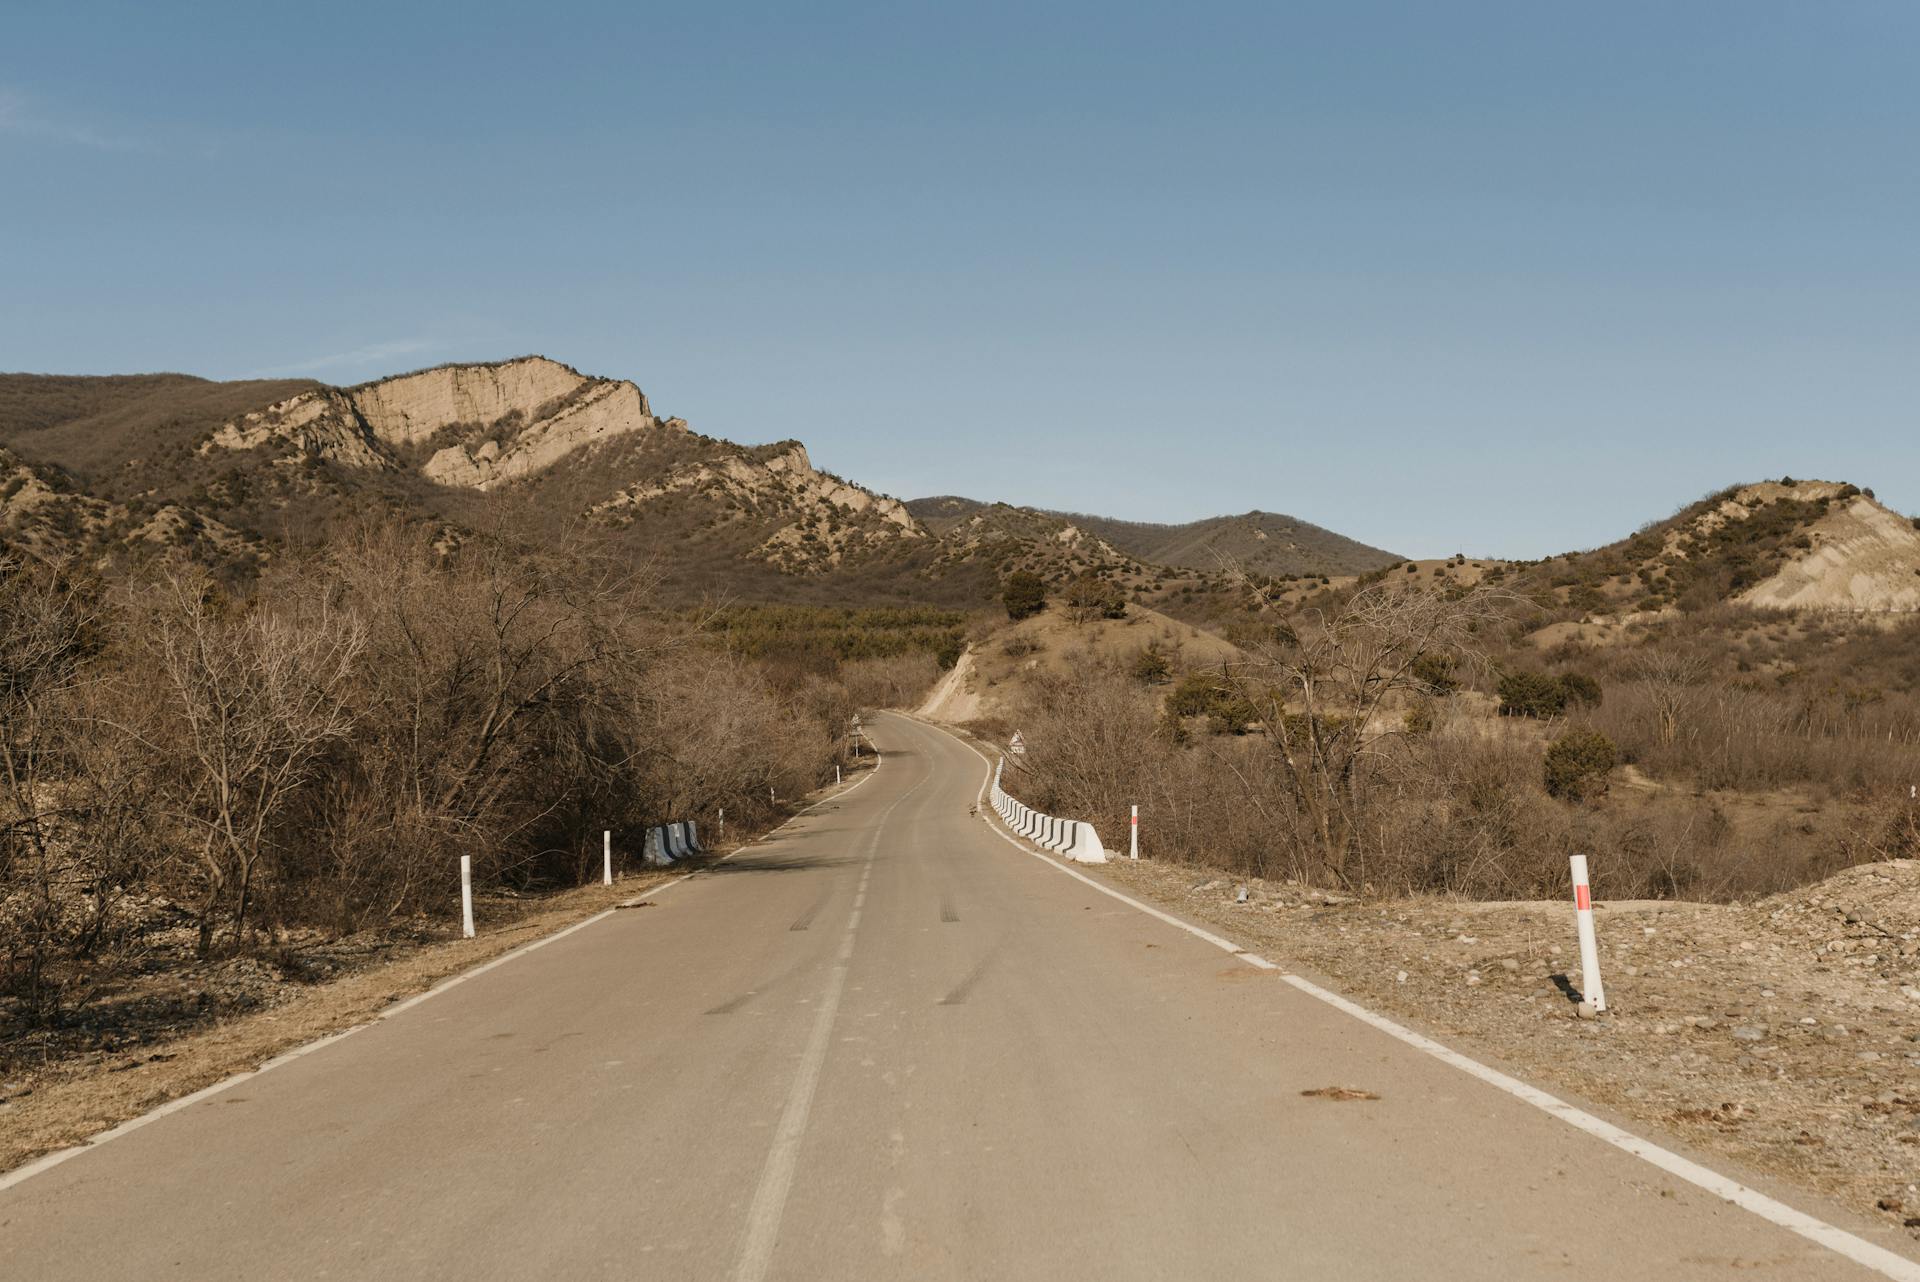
[0,356,1595,608]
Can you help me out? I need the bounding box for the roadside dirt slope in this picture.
[1099,855,1920,1243]
[948,602,1241,725]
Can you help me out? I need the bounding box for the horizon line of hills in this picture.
[0,355,1912,616]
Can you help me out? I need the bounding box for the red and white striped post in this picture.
[1569,855,1606,1012]
[1129,804,1139,859]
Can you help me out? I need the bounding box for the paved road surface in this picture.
[3,712,1914,1279]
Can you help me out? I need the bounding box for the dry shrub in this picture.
[1016,660,1894,904]
[840,651,942,709]
[2,522,870,1029]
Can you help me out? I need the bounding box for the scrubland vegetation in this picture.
[0,529,949,1041]
[1007,579,1920,904]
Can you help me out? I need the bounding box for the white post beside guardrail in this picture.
[1570,854,1606,1013]
[603,830,613,885]
[460,855,475,938]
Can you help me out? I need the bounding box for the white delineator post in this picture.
[603,830,613,886]
[836,765,842,785]
[718,808,725,841]
[1129,805,1139,859]
[459,855,475,939]
[1569,854,1606,1012]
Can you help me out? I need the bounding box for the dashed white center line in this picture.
[730,766,924,1282]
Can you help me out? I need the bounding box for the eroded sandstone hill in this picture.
[205,357,673,490]
[0,357,939,593]
[1733,484,1920,613]
[1495,478,1920,620]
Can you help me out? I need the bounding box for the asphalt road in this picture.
[2,711,1913,1280]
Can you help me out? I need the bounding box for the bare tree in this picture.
[149,568,365,956]
[1629,649,1709,750]
[0,561,93,1019]
[1230,581,1512,888]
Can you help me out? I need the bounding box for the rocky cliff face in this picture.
[205,357,675,492]
[173,355,944,580]
[1740,489,1920,613]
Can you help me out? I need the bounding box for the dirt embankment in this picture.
[927,604,1241,726]
[1099,856,1920,1242]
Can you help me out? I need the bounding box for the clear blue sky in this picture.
[5,2,1916,558]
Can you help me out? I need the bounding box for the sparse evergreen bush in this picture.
[1498,669,1602,718]
[1003,571,1046,620]
[1559,672,1603,709]
[1544,730,1617,800]
[1064,571,1126,622]
[1411,652,1458,695]
[1497,670,1571,718]
[1130,643,1172,685]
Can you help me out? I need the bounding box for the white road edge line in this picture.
[904,711,1920,1282]
[0,751,888,1197]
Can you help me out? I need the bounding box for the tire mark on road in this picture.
[937,941,1002,1007]
[788,885,832,932]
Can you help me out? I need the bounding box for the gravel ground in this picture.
[1097,855,1920,1242]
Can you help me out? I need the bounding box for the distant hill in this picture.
[0,358,941,597]
[1501,478,1920,617]
[910,499,1166,596]
[907,497,1399,579]
[2,359,1418,606]
[0,371,320,486]
[1039,508,1401,578]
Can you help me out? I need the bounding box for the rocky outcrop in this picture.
[1741,491,1920,613]
[422,380,666,490]
[592,442,924,571]
[0,447,256,565]
[349,358,594,446]
[196,355,933,576]
[204,357,674,492]
[207,390,390,469]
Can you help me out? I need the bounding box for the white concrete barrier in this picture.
[666,823,689,859]
[1066,822,1107,863]
[990,756,1108,863]
[686,821,702,853]
[644,826,673,866]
